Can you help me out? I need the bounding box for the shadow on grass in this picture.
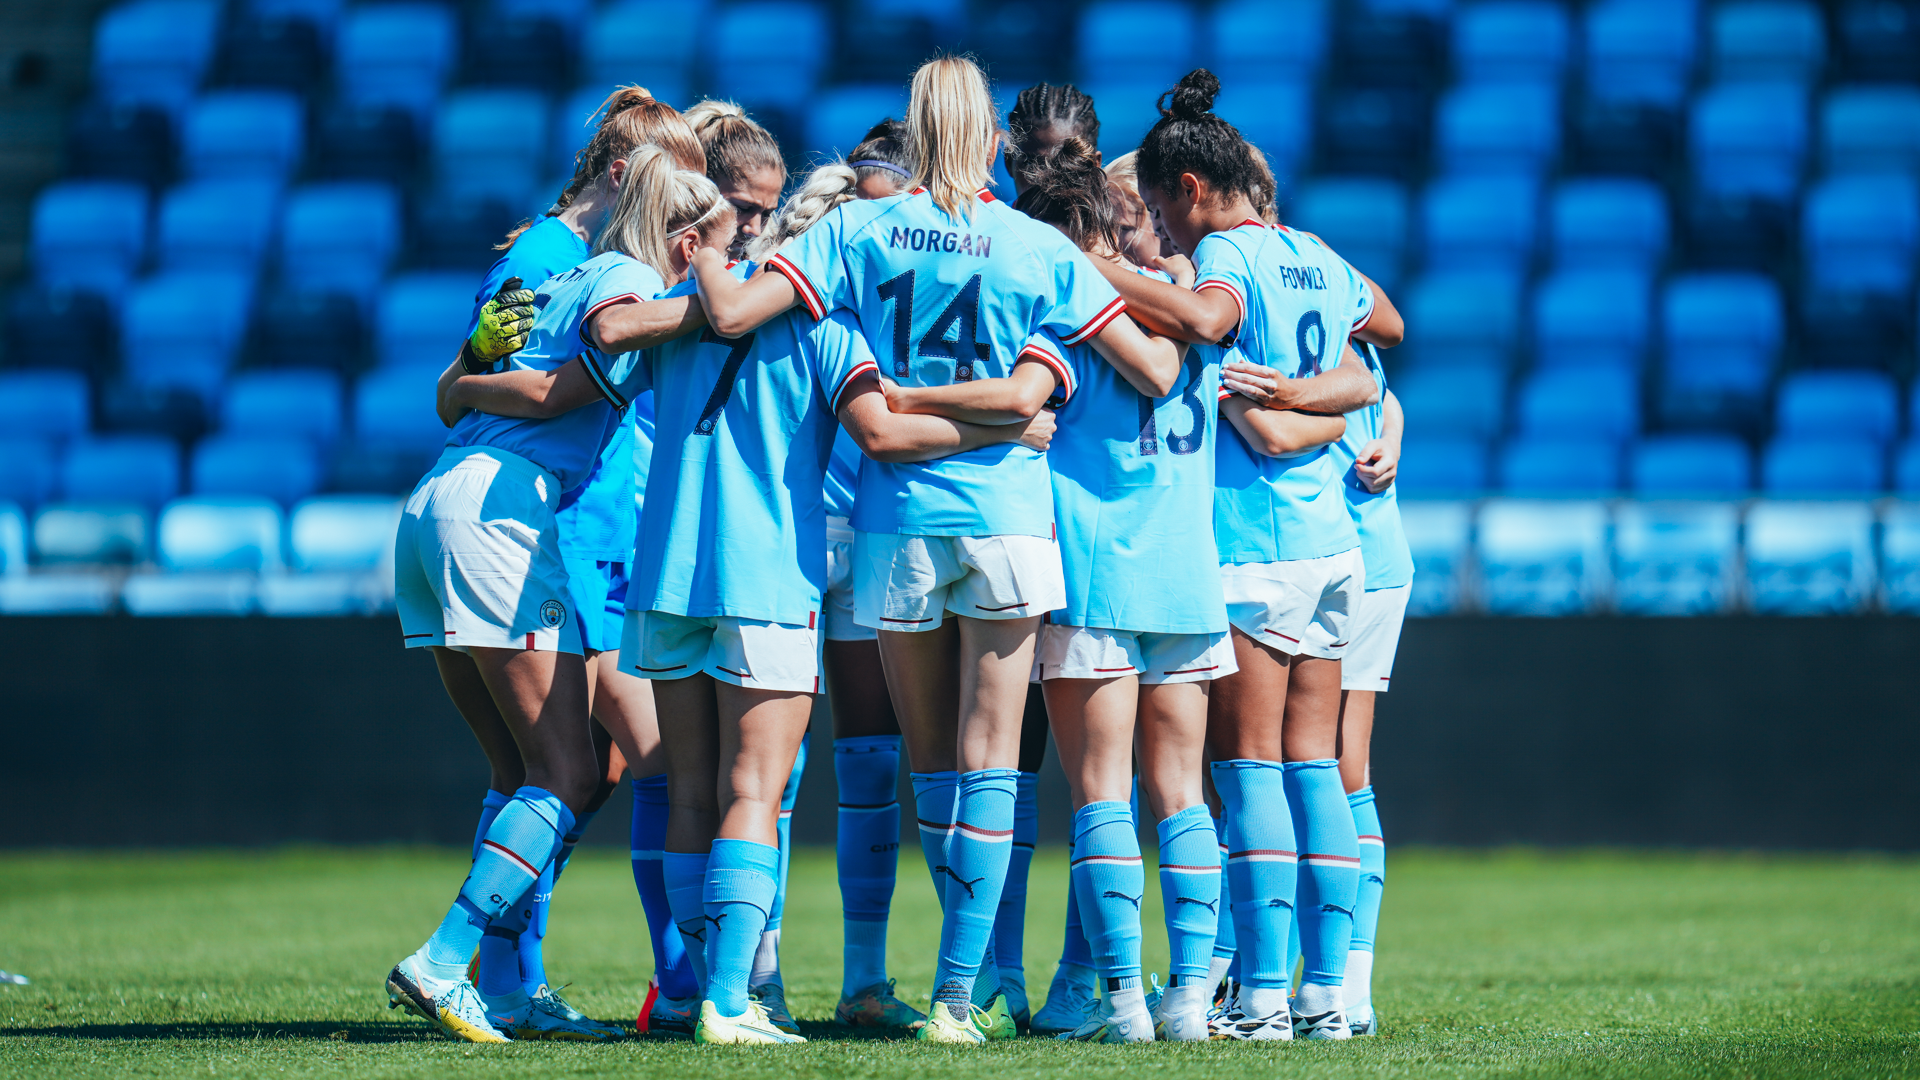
[0,1019,917,1044]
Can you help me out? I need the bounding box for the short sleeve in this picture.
[1347,263,1377,332]
[587,346,652,409]
[1038,240,1127,347]
[1015,328,1076,408]
[1192,232,1253,331]
[578,257,668,340]
[812,309,881,413]
[766,204,851,321]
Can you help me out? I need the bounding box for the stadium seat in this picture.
[1403,271,1524,369]
[1208,0,1329,86]
[1801,174,1919,299]
[0,501,24,575]
[1549,178,1669,271]
[1629,434,1754,495]
[1833,0,1920,82]
[1289,178,1409,291]
[1077,1,1198,90]
[496,0,597,44]
[1583,0,1698,108]
[124,496,284,615]
[806,85,908,159]
[1318,87,1431,180]
[376,272,477,370]
[156,179,281,275]
[1659,272,1783,429]
[260,493,403,615]
[1775,370,1900,443]
[336,3,457,123]
[1880,500,1920,612]
[1762,435,1888,493]
[1896,438,1920,493]
[0,439,60,509]
[1821,86,1920,175]
[1498,436,1625,495]
[1690,82,1810,203]
[353,366,449,453]
[31,180,149,298]
[64,99,174,188]
[278,182,403,308]
[1421,175,1539,274]
[433,89,551,208]
[0,371,91,441]
[253,290,366,372]
[248,0,348,34]
[1476,498,1612,615]
[5,285,116,378]
[1395,436,1492,497]
[463,15,570,94]
[711,2,831,111]
[180,90,305,180]
[1613,500,1743,614]
[1214,83,1313,187]
[1745,499,1875,613]
[1453,0,1571,85]
[1401,499,1476,614]
[1435,84,1560,177]
[191,435,324,505]
[121,271,255,399]
[1393,366,1507,440]
[62,436,180,506]
[1532,269,1652,370]
[215,13,326,94]
[312,105,418,183]
[32,502,151,565]
[224,370,344,444]
[1515,367,1641,440]
[1710,0,1826,84]
[583,3,700,106]
[92,0,224,117]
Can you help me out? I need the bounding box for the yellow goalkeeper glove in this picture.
[461,276,536,373]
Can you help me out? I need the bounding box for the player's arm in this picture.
[693,246,800,338]
[585,293,707,354]
[838,374,1055,461]
[1354,388,1404,493]
[1089,317,1185,398]
[1090,256,1240,344]
[438,356,605,423]
[880,361,1060,424]
[1226,346,1379,414]
[1221,397,1347,457]
[1353,270,1404,348]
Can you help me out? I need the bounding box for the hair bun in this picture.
[1166,69,1220,120]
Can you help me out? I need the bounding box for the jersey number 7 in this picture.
[693,327,756,435]
[875,270,992,382]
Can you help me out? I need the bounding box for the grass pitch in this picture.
[0,847,1914,1078]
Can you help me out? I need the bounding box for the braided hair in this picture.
[746,161,860,262]
[1005,82,1100,191]
[1137,69,1264,207]
[1011,137,1117,255]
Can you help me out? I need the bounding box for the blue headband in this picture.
[850,159,911,179]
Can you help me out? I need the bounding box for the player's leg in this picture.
[748,732,806,1031]
[1202,765,1237,1000]
[1033,683,1097,1034]
[993,683,1047,1031]
[1338,579,1406,1036]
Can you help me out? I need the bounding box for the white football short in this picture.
[1220,546,1365,660]
[395,445,580,654]
[1037,623,1238,684]
[824,516,874,642]
[619,608,821,693]
[1341,583,1411,692]
[853,530,1065,632]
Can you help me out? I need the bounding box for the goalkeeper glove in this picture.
[462,276,536,373]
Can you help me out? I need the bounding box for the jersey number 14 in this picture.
[876,270,991,382]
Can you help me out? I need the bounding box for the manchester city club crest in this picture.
[538,599,568,629]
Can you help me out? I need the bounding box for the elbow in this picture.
[1364,325,1404,349]
[1143,368,1179,399]
[707,307,754,339]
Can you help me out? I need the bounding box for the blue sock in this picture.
[470,790,516,996]
[1069,800,1143,988]
[663,850,711,993]
[417,786,573,983]
[932,769,1019,1011]
[515,808,593,996]
[1287,906,1303,995]
[1060,837,1095,970]
[910,771,958,909]
[1211,814,1237,965]
[1350,786,1385,955]
[836,736,901,996]
[1210,761,1294,999]
[473,790,511,859]
[769,737,806,934]
[703,838,779,1017]
[994,771,1039,978]
[631,776,698,1000]
[1155,805,1219,984]
[1286,760,1359,991]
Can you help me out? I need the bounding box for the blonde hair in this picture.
[907,56,998,221]
[1104,149,1147,219]
[594,145,730,280]
[746,162,859,262]
[682,99,788,188]
[1251,150,1278,223]
[500,86,703,247]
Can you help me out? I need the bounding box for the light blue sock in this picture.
[1069,800,1143,988]
[704,838,780,1017]
[470,790,517,996]
[631,776,698,1000]
[769,737,806,934]
[663,850,711,993]
[416,786,572,983]
[836,736,901,996]
[1156,805,1219,984]
[1060,836,1095,970]
[932,769,1019,1012]
[910,771,958,909]
[1210,761,1294,998]
[1286,760,1359,992]
[1350,786,1385,955]
[994,771,1039,978]
[473,790,511,859]
[1212,814,1237,964]
[516,808,593,996]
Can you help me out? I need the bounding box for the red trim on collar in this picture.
[1238,218,1267,229]
[977,187,997,202]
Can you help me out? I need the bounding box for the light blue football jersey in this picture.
[823,426,861,521]
[1331,342,1413,590]
[450,251,660,492]
[1030,318,1228,635]
[1201,222,1373,565]
[627,275,878,627]
[768,188,1127,538]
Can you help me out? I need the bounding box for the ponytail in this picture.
[1005,82,1100,188]
[682,99,788,188]
[746,161,859,262]
[907,56,998,221]
[500,85,703,248]
[1137,69,1264,207]
[595,145,730,281]
[1010,137,1117,255]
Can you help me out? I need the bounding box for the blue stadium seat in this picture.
[249,0,348,34]
[262,494,404,614]
[1476,498,1612,614]
[1400,499,1476,614]
[155,496,283,571]
[1583,0,1698,107]
[253,290,365,372]
[1515,367,1641,439]
[376,271,477,369]
[583,3,701,107]
[1453,0,1571,85]
[1629,434,1754,495]
[121,271,254,399]
[31,180,149,298]
[434,89,552,208]
[1533,269,1652,370]
[92,0,224,117]
[1613,500,1742,614]
[1776,370,1900,443]
[1214,83,1313,187]
[1394,436,1491,496]
[1077,1,1198,90]
[0,371,91,440]
[6,284,115,378]
[181,90,306,181]
[217,12,327,95]
[0,439,60,509]
[192,434,324,504]
[336,3,459,122]
[1549,178,1669,271]
[1404,271,1524,369]
[0,501,24,576]
[1209,0,1329,85]
[61,435,180,505]
[1801,174,1919,298]
[808,85,909,158]
[31,503,151,565]
[1762,435,1887,493]
[157,179,281,275]
[1711,0,1826,84]
[354,366,449,452]
[1881,501,1920,612]
[1897,438,1920,493]
[1393,366,1507,439]
[464,12,570,95]
[1289,178,1409,291]
[1822,85,1920,175]
[312,105,419,184]
[1498,436,1625,494]
[1421,175,1539,274]
[223,370,344,444]
[1436,84,1560,177]
[279,182,403,309]
[1659,272,1782,426]
[711,2,830,111]
[1745,499,1875,612]
[497,0,597,44]
[64,99,174,189]
[1690,82,1810,202]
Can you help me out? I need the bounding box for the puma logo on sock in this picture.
[1175,896,1220,914]
[935,864,986,899]
[1103,891,1143,910]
